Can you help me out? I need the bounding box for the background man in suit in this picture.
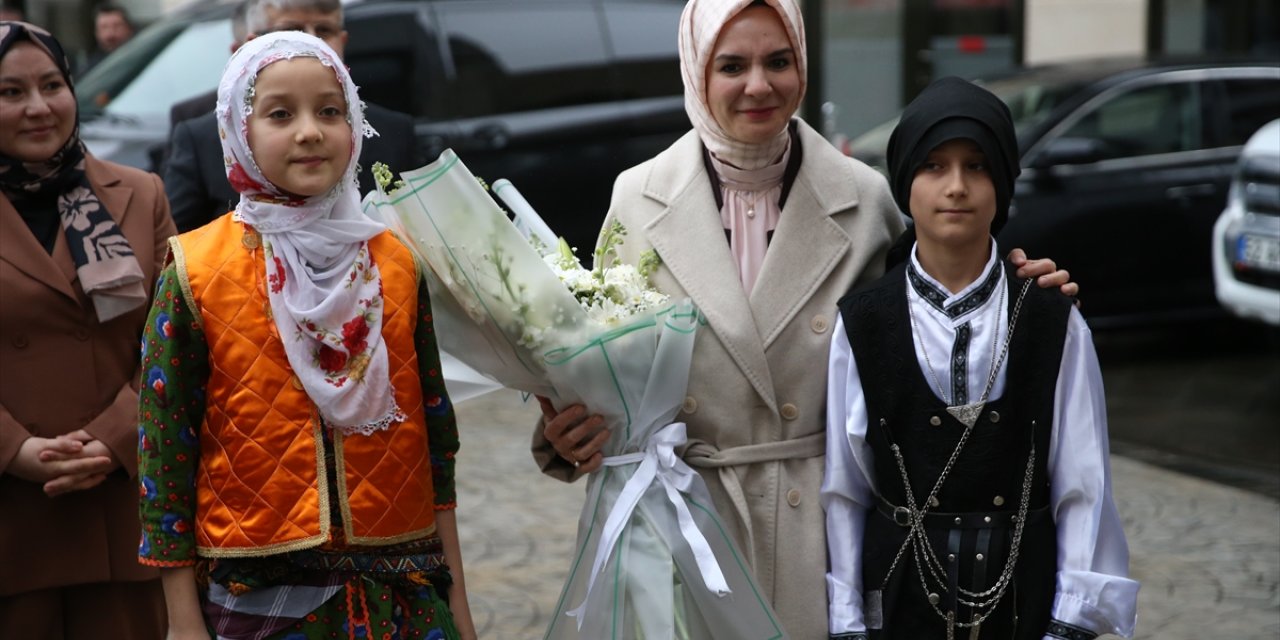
[168,0,250,130]
[146,0,251,175]
[163,0,421,232]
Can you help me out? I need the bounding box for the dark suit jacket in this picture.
[0,156,176,596]
[149,90,219,175]
[169,89,218,130]
[163,103,422,232]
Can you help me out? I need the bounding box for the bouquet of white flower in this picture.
[362,150,784,640]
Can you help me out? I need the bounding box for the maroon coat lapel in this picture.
[0,158,137,304]
[0,194,79,302]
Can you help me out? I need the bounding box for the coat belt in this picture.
[681,431,826,572]
[683,430,825,468]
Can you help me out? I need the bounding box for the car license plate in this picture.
[1236,234,1280,273]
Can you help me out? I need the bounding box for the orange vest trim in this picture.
[175,214,437,557]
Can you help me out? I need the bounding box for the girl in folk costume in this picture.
[535,1,1076,637]
[822,77,1139,640]
[136,32,476,640]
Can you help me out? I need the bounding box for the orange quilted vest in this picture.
[171,215,436,556]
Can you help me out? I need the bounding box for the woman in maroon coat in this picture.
[0,21,175,638]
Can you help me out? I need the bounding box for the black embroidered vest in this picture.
[835,260,1074,640]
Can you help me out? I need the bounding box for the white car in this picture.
[1212,119,1280,325]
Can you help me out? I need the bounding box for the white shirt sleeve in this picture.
[1046,308,1140,638]
[822,315,877,635]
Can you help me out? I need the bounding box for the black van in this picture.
[76,0,690,253]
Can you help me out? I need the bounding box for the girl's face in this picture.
[909,138,997,249]
[705,5,800,145]
[0,41,76,163]
[246,56,352,198]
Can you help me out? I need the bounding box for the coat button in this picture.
[993,495,1005,506]
[780,403,799,420]
[989,411,1001,423]
[73,328,90,341]
[681,396,697,414]
[810,315,828,333]
[11,335,29,349]
[929,415,942,426]
[291,375,305,390]
[242,228,261,250]
[786,489,802,507]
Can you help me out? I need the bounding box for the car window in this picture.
[984,77,1089,135]
[601,1,682,101]
[78,18,232,121]
[1218,78,1280,147]
[436,2,613,118]
[344,9,442,119]
[1061,81,1200,160]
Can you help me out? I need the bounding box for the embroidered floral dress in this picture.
[138,264,461,640]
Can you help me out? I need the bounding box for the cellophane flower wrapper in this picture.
[362,150,574,397]
[361,150,784,640]
[540,306,787,640]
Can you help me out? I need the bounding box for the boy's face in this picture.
[246,57,352,199]
[909,138,997,250]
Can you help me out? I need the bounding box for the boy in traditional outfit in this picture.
[136,32,475,639]
[821,77,1139,640]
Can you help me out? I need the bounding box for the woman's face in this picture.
[704,6,800,145]
[0,41,76,163]
[245,56,352,198]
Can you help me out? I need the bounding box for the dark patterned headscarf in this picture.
[0,21,145,322]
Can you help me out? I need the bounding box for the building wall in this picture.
[1024,0,1147,64]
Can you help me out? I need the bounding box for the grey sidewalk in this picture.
[452,391,1280,639]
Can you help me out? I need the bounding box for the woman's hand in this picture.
[7,434,115,496]
[29,429,121,497]
[538,396,610,474]
[1009,248,1080,299]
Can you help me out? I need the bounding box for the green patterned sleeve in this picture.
[415,277,459,510]
[137,263,210,567]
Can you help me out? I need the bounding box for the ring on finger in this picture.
[562,451,580,468]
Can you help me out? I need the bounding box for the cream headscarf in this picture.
[216,31,404,436]
[678,0,807,170]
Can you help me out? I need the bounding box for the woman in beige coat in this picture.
[0,21,174,638]
[534,2,1074,637]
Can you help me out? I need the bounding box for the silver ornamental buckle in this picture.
[893,505,912,527]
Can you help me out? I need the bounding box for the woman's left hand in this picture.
[1009,248,1079,298]
[38,429,121,497]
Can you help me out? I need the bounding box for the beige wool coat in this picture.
[534,120,905,638]
[0,157,175,598]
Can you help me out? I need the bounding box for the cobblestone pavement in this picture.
[451,391,1280,639]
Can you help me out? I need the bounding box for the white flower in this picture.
[540,240,668,331]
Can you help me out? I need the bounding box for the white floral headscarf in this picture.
[216,31,404,436]
[678,0,807,170]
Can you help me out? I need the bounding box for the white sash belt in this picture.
[566,421,731,627]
